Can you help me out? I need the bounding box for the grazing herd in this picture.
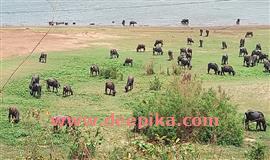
[8,28,269,133]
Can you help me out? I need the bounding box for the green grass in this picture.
[0,26,269,159]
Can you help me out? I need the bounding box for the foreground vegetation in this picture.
[0,26,269,159]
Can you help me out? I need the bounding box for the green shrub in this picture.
[69,128,103,159]
[131,75,243,146]
[145,61,155,75]
[172,64,182,75]
[99,61,122,79]
[149,76,162,91]
[245,142,268,160]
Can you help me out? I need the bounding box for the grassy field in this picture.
[0,26,270,159]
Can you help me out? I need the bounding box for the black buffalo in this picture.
[199,39,203,47]
[39,52,47,63]
[181,19,189,25]
[122,20,126,26]
[105,81,116,96]
[30,82,42,97]
[153,47,163,55]
[154,40,163,47]
[123,58,133,66]
[168,50,173,61]
[245,32,253,38]
[236,18,240,25]
[129,21,137,26]
[256,43,262,51]
[199,29,203,36]
[205,30,209,37]
[222,41,227,49]
[245,110,266,131]
[263,60,270,72]
[221,53,228,65]
[30,75,40,86]
[125,76,134,92]
[239,38,245,48]
[178,56,192,69]
[187,38,194,45]
[239,47,248,57]
[220,65,235,76]
[63,85,73,97]
[90,64,99,76]
[208,63,220,75]
[110,49,119,59]
[46,78,60,92]
[137,44,145,52]
[258,53,269,63]
[8,107,20,123]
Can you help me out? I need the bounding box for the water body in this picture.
[1,0,269,26]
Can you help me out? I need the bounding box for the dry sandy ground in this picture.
[1,25,269,58]
[0,27,119,58]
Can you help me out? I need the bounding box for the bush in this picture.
[149,76,162,91]
[145,61,155,75]
[172,64,182,75]
[99,61,122,79]
[245,142,268,160]
[108,137,200,159]
[69,128,103,159]
[131,75,244,146]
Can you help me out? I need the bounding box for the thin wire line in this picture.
[0,0,56,100]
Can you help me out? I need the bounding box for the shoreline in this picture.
[1,24,270,30]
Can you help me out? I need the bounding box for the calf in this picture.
[125,76,134,92]
[8,107,20,123]
[123,58,133,66]
[105,81,116,96]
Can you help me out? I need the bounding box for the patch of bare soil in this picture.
[0,28,118,58]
